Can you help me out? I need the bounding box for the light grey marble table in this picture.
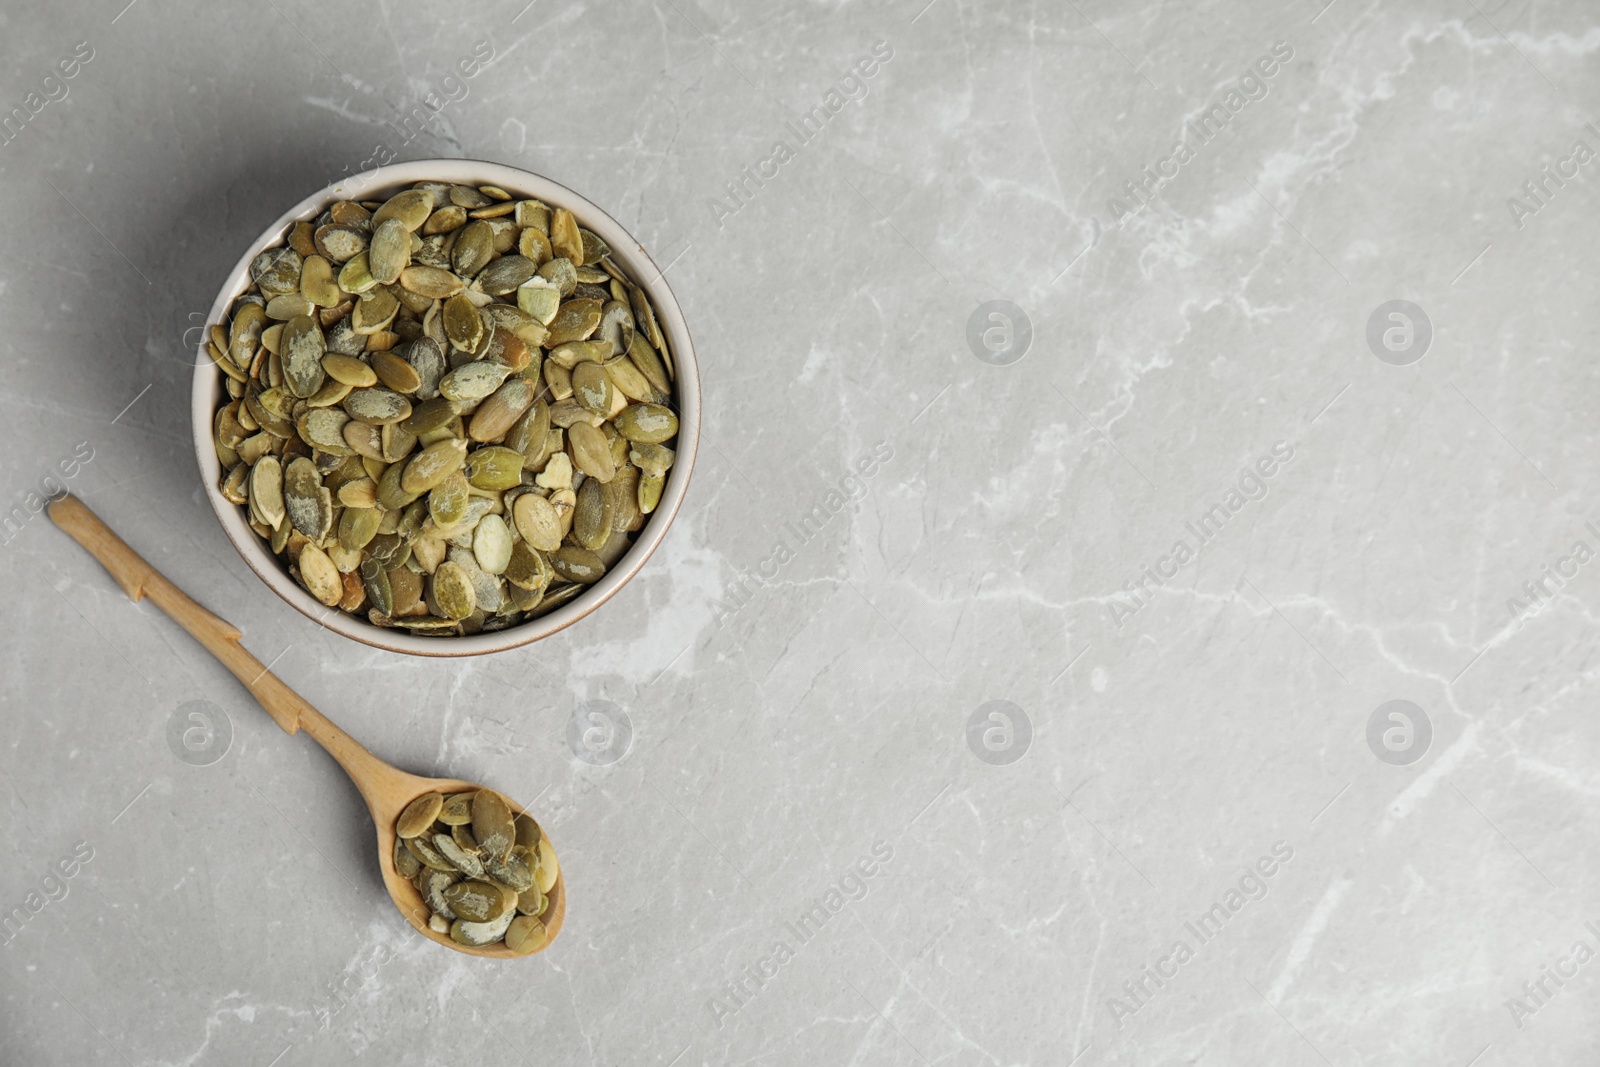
[2,0,1596,1063]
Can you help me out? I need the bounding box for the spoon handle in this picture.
[48,493,310,737]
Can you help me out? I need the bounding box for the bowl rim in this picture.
[192,158,699,657]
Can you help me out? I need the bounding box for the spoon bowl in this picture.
[376,775,565,958]
[48,494,563,957]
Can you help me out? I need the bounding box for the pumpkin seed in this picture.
[367,218,410,284]
[451,220,494,276]
[571,362,613,415]
[443,879,512,923]
[465,446,524,490]
[321,352,376,387]
[397,792,444,838]
[228,302,267,369]
[471,789,516,861]
[476,255,536,295]
[394,836,421,879]
[252,247,302,294]
[417,868,458,918]
[283,457,332,541]
[431,561,476,620]
[546,298,603,345]
[468,378,536,442]
[299,542,342,606]
[343,386,412,426]
[568,421,615,482]
[505,915,548,955]
[516,280,561,324]
[402,438,468,493]
[484,849,534,893]
[573,476,614,551]
[552,545,606,584]
[439,791,475,825]
[450,910,515,947]
[614,402,679,443]
[248,455,285,529]
[370,349,422,394]
[406,833,455,873]
[442,292,484,352]
[400,264,462,299]
[434,834,486,879]
[372,189,434,231]
[512,492,563,552]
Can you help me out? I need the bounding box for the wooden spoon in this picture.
[48,494,564,958]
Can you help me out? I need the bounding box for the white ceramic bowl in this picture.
[192,159,698,656]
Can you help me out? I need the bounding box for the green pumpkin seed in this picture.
[247,455,284,529]
[400,264,462,298]
[280,315,327,399]
[638,470,665,514]
[471,789,516,861]
[397,792,444,838]
[405,337,447,400]
[476,255,536,295]
[407,833,456,873]
[434,833,486,879]
[402,438,467,493]
[573,477,613,551]
[352,288,400,335]
[465,513,508,573]
[552,545,606,584]
[451,220,494,276]
[372,189,435,231]
[443,879,513,923]
[442,293,484,352]
[465,446,524,490]
[316,225,369,265]
[394,835,421,879]
[503,541,553,593]
[417,868,459,918]
[367,218,410,285]
[264,293,315,321]
[362,558,393,615]
[545,298,602,345]
[511,492,563,552]
[567,421,615,482]
[300,254,342,307]
[571,362,613,415]
[298,542,342,606]
[549,207,582,263]
[423,204,467,235]
[283,457,332,541]
[343,386,412,426]
[228,302,267,368]
[484,849,534,893]
[450,910,515,947]
[251,247,303,294]
[337,251,377,294]
[370,349,422,394]
[538,256,577,296]
[422,472,467,532]
[516,280,561,324]
[614,402,679,444]
[628,332,670,393]
[439,791,476,825]
[468,378,536,443]
[338,506,381,552]
[505,915,548,954]
[322,352,377,387]
[431,561,477,620]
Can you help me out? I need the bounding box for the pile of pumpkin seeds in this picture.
[395,787,557,952]
[208,181,680,636]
